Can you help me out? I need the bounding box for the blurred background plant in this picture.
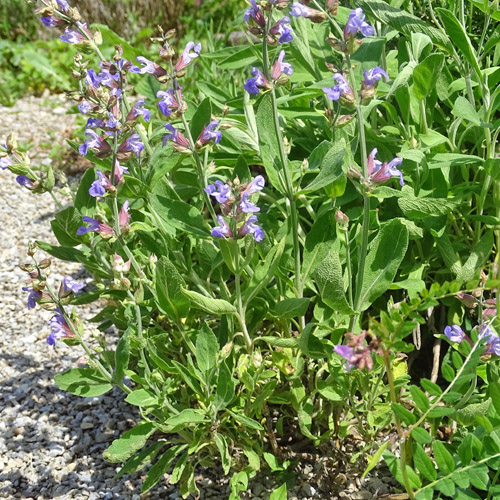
[0,0,244,106]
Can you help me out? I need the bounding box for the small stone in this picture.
[301,484,316,497]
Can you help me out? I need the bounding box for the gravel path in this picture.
[0,94,396,500]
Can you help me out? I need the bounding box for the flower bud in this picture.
[113,253,131,273]
[6,133,17,152]
[335,209,349,227]
[39,259,51,269]
[19,263,35,272]
[326,0,338,14]
[336,114,354,127]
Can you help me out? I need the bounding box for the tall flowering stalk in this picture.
[244,4,304,323]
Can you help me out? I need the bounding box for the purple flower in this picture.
[478,324,500,355]
[132,56,167,78]
[89,170,110,197]
[76,216,113,236]
[59,25,87,44]
[334,345,355,371]
[245,175,265,194]
[79,129,104,156]
[444,325,465,343]
[211,216,233,239]
[63,276,85,294]
[56,0,71,13]
[162,124,191,152]
[290,2,312,17]
[157,89,182,117]
[271,50,294,80]
[367,148,404,186]
[175,42,201,72]
[23,287,41,309]
[16,176,35,189]
[86,118,104,129]
[118,134,144,157]
[270,17,293,44]
[118,200,130,228]
[78,100,93,114]
[363,67,389,87]
[84,69,102,88]
[344,8,375,39]
[244,0,266,27]
[41,16,60,27]
[0,157,12,170]
[205,180,231,203]
[47,311,73,346]
[323,73,351,101]
[239,215,265,242]
[239,192,260,213]
[126,99,150,122]
[198,121,221,145]
[244,68,268,95]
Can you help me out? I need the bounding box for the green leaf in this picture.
[272,298,310,318]
[435,8,481,79]
[427,406,455,418]
[302,209,336,282]
[458,230,494,282]
[258,337,299,348]
[114,328,131,383]
[165,409,207,429]
[435,477,456,497]
[256,93,285,194]
[190,97,212,141]
[362,440,390,479]
[299,323,327,359]
[299,148,344,194]
[458,433,474,465]
[74,168,97,214]
[195,324,219,373]
[142,445,187,493]
[181,288,236,315]
[124,389,158,407]
[135,74,161,102]
[410,385,430,411]
[398,197,457,218]
[244,237,285,306]
[358,219,409,311]
[411,427,432,444]
[155,256,189,320]
[103,422,156,463]
[413,443,437,481]
[413,53,445,100]
[115,442,165,479]
[51,206,83,247]
[433,440,455,474]
[452,96,481,126]
[490,381,500,416]
[420,378,442,396]
[469,464,490,490]
[391,403,416,425]
[218,45,259,69]
[214,361,235,411]
[359,0,452,51]
[214,433,231,475]
[93,23,141,60]
[36,240,85,263]
[314,251,353,314]
[149,195,209,237]
[228,410,264,431]
[54,368,112,397]
[269,483,287,500]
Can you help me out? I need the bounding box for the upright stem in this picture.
[262,11,303,317]
[344,55,370,319]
